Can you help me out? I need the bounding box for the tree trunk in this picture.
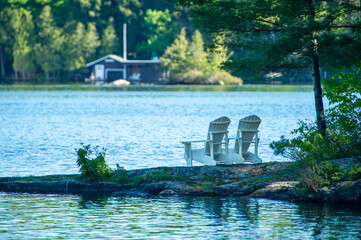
[21,69,26,81]
[14,71,19,81]
[311,56,326,135]
[45,70,49,83]
[0,50,5,80]
[310,0,326,136]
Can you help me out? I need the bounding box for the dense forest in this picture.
[0,0,200,83]
[1,0,360,84]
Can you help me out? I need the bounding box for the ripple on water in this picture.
[0,193,360,239]
[1,91,314,176]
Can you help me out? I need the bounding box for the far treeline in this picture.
[1,0,360,84]
[0,0,241,84]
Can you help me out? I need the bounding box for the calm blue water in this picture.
[1,90,361,239]
[0,91,316,177]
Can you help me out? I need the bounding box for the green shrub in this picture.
[208,71,243,85]
[270,68,361,192]
[271,69,361,164]
[201,176,215,181]
[349,163,361,180]
[76,144,114,182]
[110,164,129,183]
[174,175,188,181]
[127,170,173,186]
[170,70,207,84]
[143,170,173,182]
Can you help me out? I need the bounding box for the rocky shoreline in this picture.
[1,161,360,202]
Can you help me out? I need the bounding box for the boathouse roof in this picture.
[86,54,161,68]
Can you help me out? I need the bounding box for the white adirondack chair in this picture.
[233,115,262,163]
[181,116,243,167]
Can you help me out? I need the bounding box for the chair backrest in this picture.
[205,116,231,156]
[234,115,261,155]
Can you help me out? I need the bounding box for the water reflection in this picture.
[0,193,360,239]
[296,202,361,239]
[78,194,112,209]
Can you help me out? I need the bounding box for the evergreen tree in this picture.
[63,22,86,72]
[35,5,64,82]
[83,22,100,61]
[161,27,190,75]
[99,18,119,56]
[188,30,207,71]
[12,9,36,80]
[0,7,15,80]
[171,0,361,135]
[206,35,232,73]
[161,28,241,84]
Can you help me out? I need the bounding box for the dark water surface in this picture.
[1,90,315,177]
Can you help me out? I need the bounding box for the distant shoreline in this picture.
[0,84,314,92]
[1,162,360,203]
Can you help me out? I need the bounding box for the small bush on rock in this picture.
[110,164,129,183]
[76,144,114,182]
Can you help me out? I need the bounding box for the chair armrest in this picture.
[180,139,210,144]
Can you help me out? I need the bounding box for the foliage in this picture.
[137,9,179,58]
[0,0,191,82]
[271,68,361,192]
[161,28,242,84]
[323,70,361,143]
[207,71,243,85]
[171,70,207,84]
[0,7,16,79]
[99,18,119,57]
[271,67,361,162]
[12,9,36,80]
[76,144,113,182]
[299,162,361,193]
[19,175,80,182]
[110,164,129,183]
[63,22,87,72]
[129,170,173,186]
[322,162,361,182]
[170,0,361,134]
[34,5,64,82]
[161,27,190,75]
[171,0,361,72]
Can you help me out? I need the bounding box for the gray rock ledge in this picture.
[1,162,360,203]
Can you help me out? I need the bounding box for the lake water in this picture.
[3,88,360,239]
[0,90,316,177]
[1,193,360,239]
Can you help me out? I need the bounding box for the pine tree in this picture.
[161,28,190,75]
[83,22,100,61]
[188,30,207,71]
[161,28,241,84]
[35,5,64,82]
[0,7,15,80]
[171,0,361,135]
[12,9,36,80]
[63,21,86,72]
[99,18,119,56]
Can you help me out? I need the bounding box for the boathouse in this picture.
[85,54,164,84]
